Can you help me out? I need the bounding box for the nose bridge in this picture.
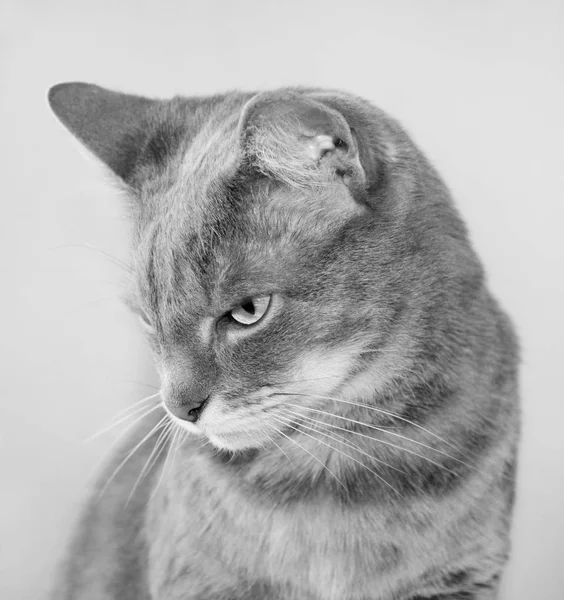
[163,344,217,421]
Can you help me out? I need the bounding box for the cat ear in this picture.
[239,91,367,195]
[48,82,162,184]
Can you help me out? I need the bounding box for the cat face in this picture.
[49,84,412,452]
[130,172,386,451]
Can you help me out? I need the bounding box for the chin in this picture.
[206,430,268,452]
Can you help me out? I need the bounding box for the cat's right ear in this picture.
[47,82,160,185]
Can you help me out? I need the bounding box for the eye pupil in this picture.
[241,299,254,314]
[227,294,271,326]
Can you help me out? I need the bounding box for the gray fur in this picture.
[48,83,520,600]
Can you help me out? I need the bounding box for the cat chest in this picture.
[146,488,441,600]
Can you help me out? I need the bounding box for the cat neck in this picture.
[160,374,479,510]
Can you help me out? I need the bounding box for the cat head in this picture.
[48,83,463,453]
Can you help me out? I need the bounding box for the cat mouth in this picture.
[167,413,250,452]
[164,399,307,451]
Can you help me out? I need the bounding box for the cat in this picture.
[48,82,520,600]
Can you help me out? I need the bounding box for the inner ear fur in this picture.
[238,91,368,195]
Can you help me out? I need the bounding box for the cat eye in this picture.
[229,295,271,325]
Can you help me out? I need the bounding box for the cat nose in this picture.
[167,393,210,423]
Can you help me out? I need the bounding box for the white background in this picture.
[1,1,563,598]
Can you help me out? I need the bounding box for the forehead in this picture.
[136,184,309,314]
[133,119,360,318]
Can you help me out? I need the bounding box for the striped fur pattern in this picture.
[48,83,520,600]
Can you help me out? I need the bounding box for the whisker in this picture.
[85,395,161,442]
[115,380,160,390]
[194,500,226,541]
[282,405,458,477]
[126,422,171,505]
[83,406,161,487]
[181,428,191,449]
[276,391,458,451]
[49,243,133,273]
[169,425,184,468]
[85,403,161,445]
[109,391,162,417]
[280,409,404,474]
[87,390,161,431]
[151,422,178,500]
[267,375,340,387]
[264,424,294,467]
[269,420,347,490]
[283,399,465,468]
[97,415,168,501]
[272,415,400,496]
[106,389,161,418]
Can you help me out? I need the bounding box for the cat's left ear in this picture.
[239,91,367,196]
[48,82,170,186]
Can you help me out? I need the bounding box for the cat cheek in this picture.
[288,348,358,396]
